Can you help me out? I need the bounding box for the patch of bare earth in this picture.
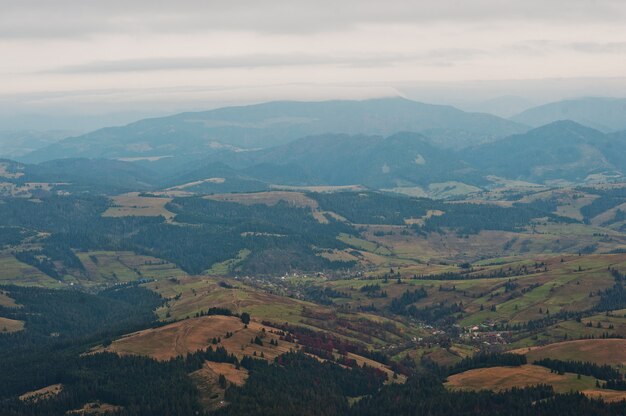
[191,361,249,410]
[19,384,62,402]
[67,402,123,415]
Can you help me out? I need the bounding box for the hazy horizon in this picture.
[2,1,626,130]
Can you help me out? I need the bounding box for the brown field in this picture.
[591,201,626,226]
[445,364,596,393]
[19,384,63,402]
[581,389,626,403]
[206,191,333,223]
[117,156,171,162]
[167,178,226,191]
[67,402,123,415]
[103,193,174,219]
[207,191,317,209]
[0,182,54,198]
[0,163,24,179]
[0,291,19,307]
[269,184,366,193]
[204,361,248,386]
[0,316,24,333]
[190,361,249,410]
[101,315,294,361]
[147,276,316,325]
[512,339,626,366]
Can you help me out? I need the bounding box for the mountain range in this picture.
[511,97,626,132]
[1,97,625,196]
[21,97,527,162]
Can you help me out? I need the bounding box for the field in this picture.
[19,383,63,402]
[67,402,123,415]
[514,339,626,366]
[445,364,596,393]
[0,250,187,289]
[0,163,24,179]
[446,363,626,402]
[102,192,175,219]
[206,191,318,209]
[190,361,248,410]
[148,276,312,325]
[207,191,339,223]
[269,185,366,192]
[0,291,19,307]
[0,316,24,332]
[76,251,187,283]
[0,253,61,288]
[204,249,251,275]
[101,315,293,361]
[0,182,55,198]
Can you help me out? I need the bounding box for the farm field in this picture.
[102,192,175,219]
[446,363,626,403]
[514,339,626,366]
[76,250,187,283]
[0,291,19,307]
[0,253,61,287]
[445,364,597,393]
[100,315,293,361]
[0,250,187,289]
[0,316,24,332]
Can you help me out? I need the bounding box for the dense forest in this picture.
[352,374,626,416]
[0,285,164,399]
[312,191,573,234]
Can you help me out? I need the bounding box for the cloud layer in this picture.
[1,0,625,126]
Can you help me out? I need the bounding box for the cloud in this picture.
[2,0,626,39]
[42,48,485,74]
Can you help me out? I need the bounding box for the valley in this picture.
[2,98,626,415]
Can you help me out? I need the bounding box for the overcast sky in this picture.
[2,0,626,129]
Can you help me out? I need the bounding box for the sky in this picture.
[2,0,626,130]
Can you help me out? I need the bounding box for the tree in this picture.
[218,374,227,388]
[241,312,251,325]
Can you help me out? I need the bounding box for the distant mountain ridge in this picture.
[6,99,626,196]
[512,97,626,132]
[185,132,478,189]
[21,97,528,163]
[465,120,626,183]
